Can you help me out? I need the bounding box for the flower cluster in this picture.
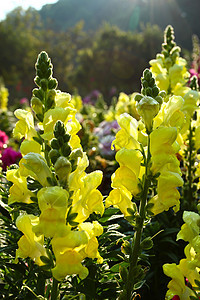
[163,211,200,299]
[106,68,183,220]
[7,51,104,281]
[150,25,190,99]
[105,92,140,122]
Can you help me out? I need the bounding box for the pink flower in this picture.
[0,130,8,151]
[1,147,22,170]
[20,98,29,105]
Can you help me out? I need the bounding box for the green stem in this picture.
[51,277,59,300]
[125,135,151,300]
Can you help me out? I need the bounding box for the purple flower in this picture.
[99,135,115,157]
[94,120,120,138]
[82,96,93,104]
[1,147,22,170]
[90,89,100,99]
[0,130,8,151]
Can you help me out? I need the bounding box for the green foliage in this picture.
[72,24,163,98]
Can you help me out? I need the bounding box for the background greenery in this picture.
[0,0,199,104]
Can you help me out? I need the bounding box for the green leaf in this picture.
[133,280,146,290]
[40,256,51,264]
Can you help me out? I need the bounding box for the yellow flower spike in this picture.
[52,249,89,281]
[177,211,200,243]
[15,214,47,266]
[112,113,140,150]
[13,109,37,140]
[106,187,135,217]
[169,58,190,90]
[149,170,183,215]
[36,186,69,237]
[163,263,194,300]
[6,169,34,205]
[20,140,42,156]
[150,126,178,174]
[19,153,53,187]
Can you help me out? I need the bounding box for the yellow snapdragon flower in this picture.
[20,140,42,156]
[112,113,140,150]
[51,223,103,280]
[52,250,89,281]
[78,221,103,263]
[68,153,104,224]
[13,109,37,140]
[19,153,53,187]
[111,148,143,195]
[105,187,134,217]
[55,91,72,109]
[15,214,47,266]
[163,211,200,299]
[35,186,70,237]
[150,126,179,174]
[6,169,34,205]
[41,107,77,140]
[70,94,83,111]
[163,263,194,300]
[149,170,183,215]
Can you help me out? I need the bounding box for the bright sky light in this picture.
[0,0,57,21]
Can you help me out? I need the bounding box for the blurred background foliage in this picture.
[0,0,199,104]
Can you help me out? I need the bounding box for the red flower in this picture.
[1,147,22,170]
[0,130,8,151]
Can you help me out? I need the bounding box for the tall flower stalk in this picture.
[106,68,183,299]
[6,51,104,299]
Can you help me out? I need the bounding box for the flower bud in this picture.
[136,96,160,133]
[54,156,72,184]
[140,237,153,250]
[49,149,60,164]
[31,97,43,115]
[51,138,60,149]
[121,240,131,255]
[40,79,48,91]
